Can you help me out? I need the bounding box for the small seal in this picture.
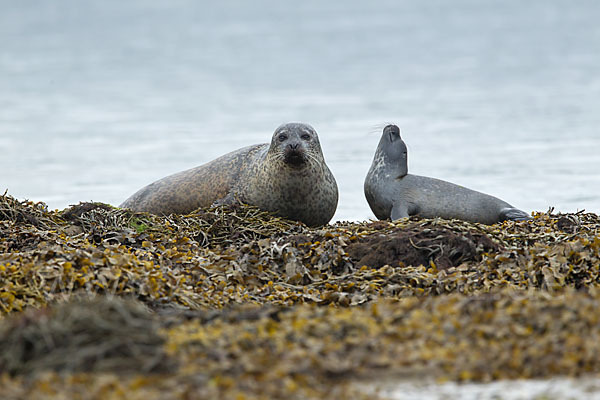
[121,123,339,227]
[364,124,530,225]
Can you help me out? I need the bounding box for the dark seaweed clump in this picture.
[347,225,501,270]
[0,296,173,375]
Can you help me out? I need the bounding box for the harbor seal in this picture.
[121,122,339,227]
[364,124,531,225]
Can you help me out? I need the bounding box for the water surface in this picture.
[1,0,599,221]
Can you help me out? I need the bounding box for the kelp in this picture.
[1,290,600,399]
[166,288,600,383]
[0,192,60,230]
[1,194,599,313]
[59,201,303,248]
[0,295,173,375]
[1,192,600,398]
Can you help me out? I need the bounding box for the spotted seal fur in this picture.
[121,122,339,227]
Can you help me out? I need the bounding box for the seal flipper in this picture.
[390,203,409,220]
[213,192,241,207]
[499,207,531,222]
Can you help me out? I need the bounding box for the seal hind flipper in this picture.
[499,207,531,222]
[213,192,239,207]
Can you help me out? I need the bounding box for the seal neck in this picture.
[372,148,408,180]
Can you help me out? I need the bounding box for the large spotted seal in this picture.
[121,122,339,227]
[364,124,530,225]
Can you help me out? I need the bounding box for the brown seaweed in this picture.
[1,192,600,399]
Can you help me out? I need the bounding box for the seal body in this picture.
[121,123,338,227]
[364,124,530,225]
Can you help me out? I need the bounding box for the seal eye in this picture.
[301,134,310,141]
[278,134,288,142]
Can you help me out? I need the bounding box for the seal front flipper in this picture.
[499,207,531,222]
[390,203,409,220]
[212,192,242,207]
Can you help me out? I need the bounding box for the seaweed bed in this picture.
[1,192,599,399]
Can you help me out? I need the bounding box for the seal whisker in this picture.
[369,122,396,135]
[299,152,322,172]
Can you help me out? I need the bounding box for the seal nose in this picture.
[288,143,299,150]
[384,125,400,143]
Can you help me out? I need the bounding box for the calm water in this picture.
[1,0,599,221]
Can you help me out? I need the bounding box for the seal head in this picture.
[269,123,320,168]
[374,124,408,179]
[237,123,339,227]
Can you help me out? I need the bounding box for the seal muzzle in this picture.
[284,146,306,166]
[283,147,306,167]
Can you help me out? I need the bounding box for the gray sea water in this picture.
[1,0,599,222]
